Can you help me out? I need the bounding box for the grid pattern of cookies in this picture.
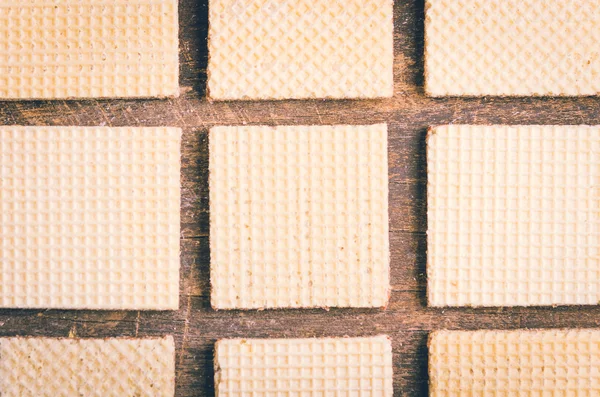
[425,0,600,96]
[0,336,175,397]
[209,124,389,309]
[0,127,181,310]
[215,336,393,396]
[207,0,394,100]
[429,329,600,396]
[427,125,600,306]
[0,0,179,99]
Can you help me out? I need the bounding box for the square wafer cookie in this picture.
[0,127,181,310]
[425,0,600,96]
[0,1,179,99]
[210,124,389,309]
[0,336,174,397]
[215,336,393,396]
[429,329,600,396]
[207,0,394,100]
[427,125,600,307]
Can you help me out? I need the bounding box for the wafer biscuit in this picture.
[210,124,389,309]
[427,125,600,307]
[0,1,179,99]
[0,127,181,310]
[207,0,394,100]
[429,329,600,396]
[0,336,175,397]
[215,336,393,396]
[425,0,600,96]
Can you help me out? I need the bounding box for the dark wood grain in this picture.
[2,1,600,396]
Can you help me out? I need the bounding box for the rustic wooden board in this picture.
[2,1,600,396]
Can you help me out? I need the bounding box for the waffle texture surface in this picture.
[215,336,393,396]
[0,127,181,310]
[210,124,389,309]
[429,329,600,396]
[427,125,600,307]
[0,336,175,397]
[0,0,179,99]
[207,0,394,100]
[425,0,600,96]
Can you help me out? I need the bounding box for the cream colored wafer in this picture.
[0,1,179,99]
[427,125,600,307]
[215,336,393,396]
[209,124,389,309]
[0,127,181,310]
[0,336,174,397]
[207,0,394,100]
[429,329,600,396]
[425,0,600,96]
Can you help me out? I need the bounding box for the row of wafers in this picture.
[2,0,599,100]
[4,124,599,310]
[2,330,599,395]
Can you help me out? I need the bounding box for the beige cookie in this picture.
[0,0,179,99]
[216,336,393,396]
[0,336,175,397]
[430,329,600,396]
[428,125,600,307]
[210,124,390,309]
[207,0,393,100]
[425,0,600,96]
[0,127,181,310]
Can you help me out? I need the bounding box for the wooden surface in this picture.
[2,1,600,396]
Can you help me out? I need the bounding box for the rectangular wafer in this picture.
[0,126,181,310]
[209,124,389,309]
[429,329,600,396]
[0,1,179,99]
[425,0,600,96]
[215,336,393,396]
[0,336,174,397]
[207,0,394,100]
[427,125,600,307]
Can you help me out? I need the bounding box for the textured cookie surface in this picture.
[207,0,394,100]
[210,124,389,309]
[430,329,600,396]
[215,336,393,396]
[427,125,600,307]
[0,127,181,310]
[0,336,174,397]
[425,0,600,96]
[0,0,179,99]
